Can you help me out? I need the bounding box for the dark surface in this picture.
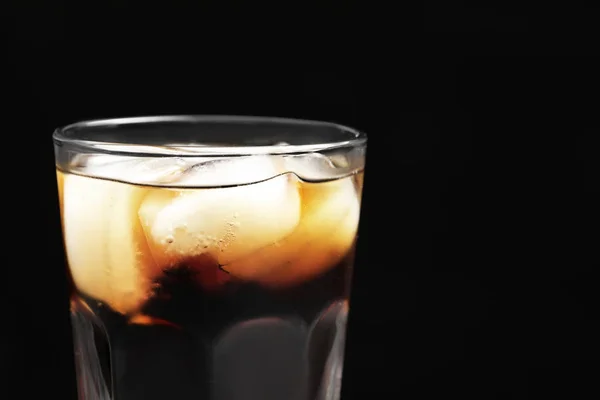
[2,1,599,399]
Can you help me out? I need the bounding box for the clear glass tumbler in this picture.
[53,115,367,400]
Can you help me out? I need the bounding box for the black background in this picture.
[2,1,600,399]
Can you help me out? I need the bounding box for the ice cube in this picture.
[75,154,192,186]
[172,155,286,187]
[138,172,302,272]
[72,154,286,187]
[263,198,359,287]
[61,171,158,315]
[222,176,360,286]
[283,153,336,182]
[283,152,363,182]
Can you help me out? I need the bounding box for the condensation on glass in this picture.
[54,115,367,400]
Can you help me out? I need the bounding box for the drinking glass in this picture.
[53,115,367,400]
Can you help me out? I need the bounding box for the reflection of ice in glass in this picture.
[307,300,348,400]
[212,317,308,400]
[71,308,112,400]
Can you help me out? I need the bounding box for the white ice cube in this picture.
[61,170,158,315]
[138,160,301,270]
[222,175,360,286]
[172,155,286,187]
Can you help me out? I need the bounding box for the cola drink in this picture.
[54,116,366,400]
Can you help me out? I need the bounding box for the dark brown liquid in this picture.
[60,171,362,400]
[73,256,352,400]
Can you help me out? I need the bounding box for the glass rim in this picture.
[53,115,367,157]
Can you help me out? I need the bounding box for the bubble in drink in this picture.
[59,152,363,400]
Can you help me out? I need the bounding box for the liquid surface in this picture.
[58,154,363,400]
